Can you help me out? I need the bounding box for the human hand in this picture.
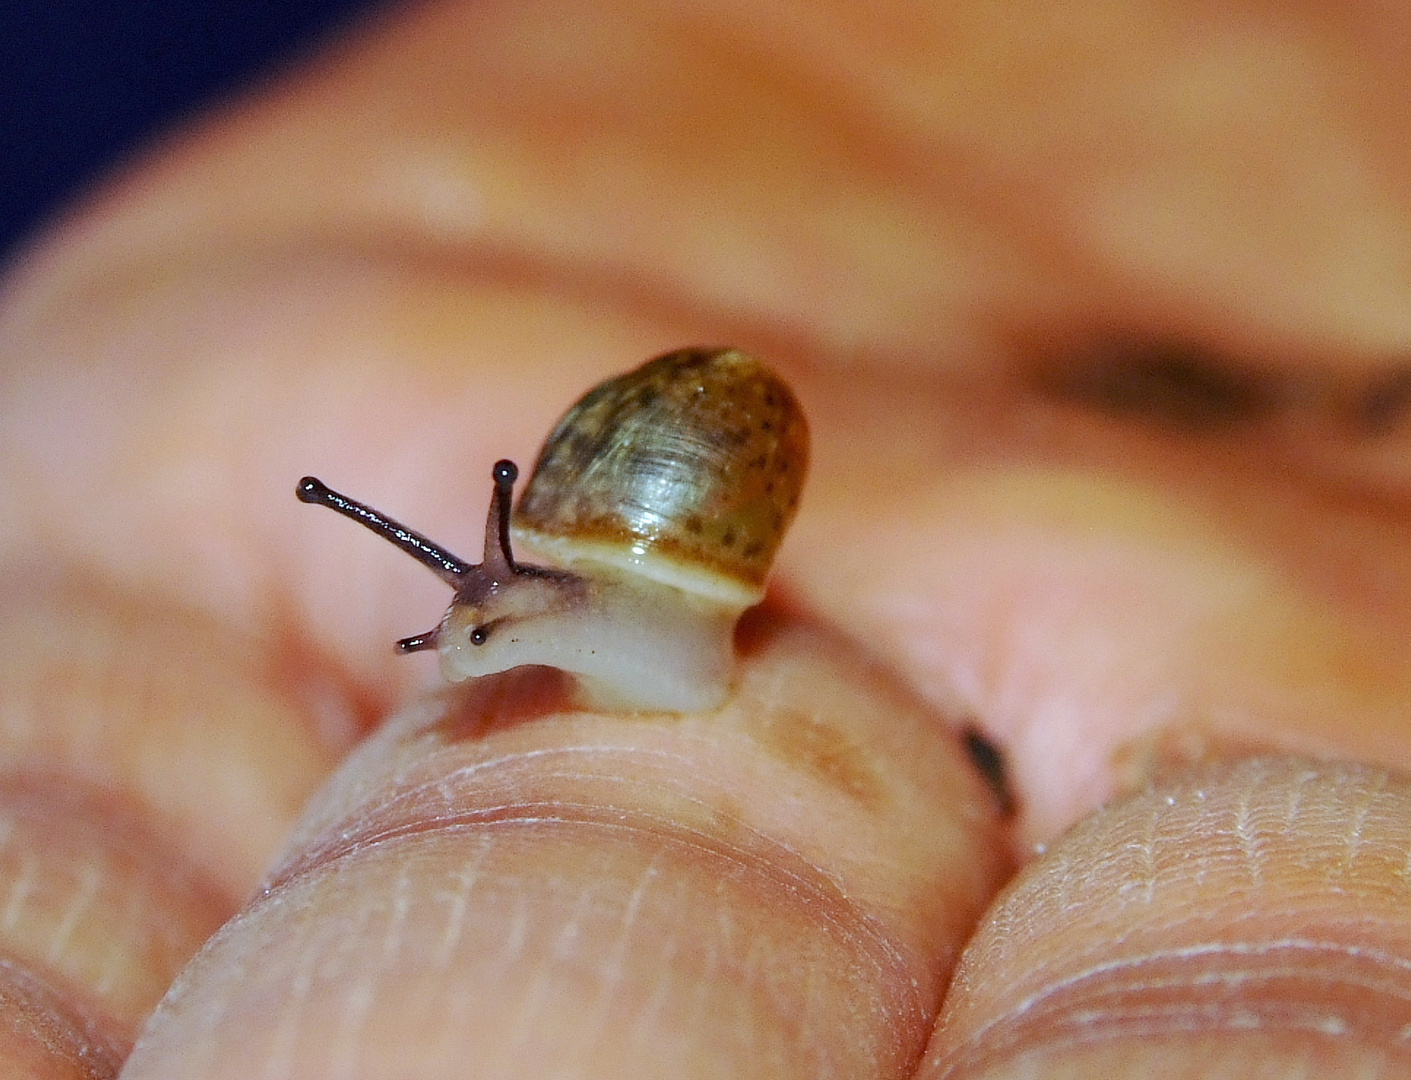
[4,0,1411,1075]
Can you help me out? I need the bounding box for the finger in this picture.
[793,366,1411,844]
[0,575,339,1069]
[119,615,1007,1077]
[16,0,1411,371]
[926,756,1411,1077]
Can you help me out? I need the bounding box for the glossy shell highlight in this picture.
[513,347,809,607]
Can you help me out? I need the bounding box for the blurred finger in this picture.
[0,576,338,1071]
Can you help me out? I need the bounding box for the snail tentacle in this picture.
[394,630,440,654]
[295,476,471,586]
[483,459,519,580]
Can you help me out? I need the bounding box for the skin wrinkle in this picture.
[137,804,937,1077]
[332,858,414,1078]
[381,866,413,968]
[268,741,619,878]
[1002,939,1411,1017]
[495,877,595,1063]
[628,895,676,1046]
[932,759,1411,1075]
[268,660,982,960]
[585,855,660,1039]
[258,889,322,1080]
[1233,796,1265,889]
[92,928,129,1002]
[316,871,414,1072]
[429,846,488,970]
[291,736,720,828]
[938,939,1411,1075]
[1340,768,1387,869]
[0,582,333,901]
[276,766,758,888]
[327,971,378,1080]
[1279,767,1311,836]
[0,778,232,1053]
[261,855,398,1080]
[649,869,733,1061]
[1,854,37,934]
[332,873,389,1074]
[300,793,840,929]
[39,871,91,996]
[268,808,916,1012]
[0,954,128,1078]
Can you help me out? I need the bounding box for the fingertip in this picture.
[926,755,1411,1078]
[123,617,1012,1077]
[295,476,327,503]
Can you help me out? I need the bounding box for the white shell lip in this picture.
[513,527,764,610]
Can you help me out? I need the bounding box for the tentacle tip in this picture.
[493,459,518,487]
[396,631,439,654]
[296,476,328,504]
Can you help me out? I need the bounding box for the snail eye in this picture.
[469,625,491,646]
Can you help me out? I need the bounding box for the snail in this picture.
[297,347,808,712]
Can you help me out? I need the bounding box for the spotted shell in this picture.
[513,347,809,607]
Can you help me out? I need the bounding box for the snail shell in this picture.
[515,347,807,607]
[297,347,808,712]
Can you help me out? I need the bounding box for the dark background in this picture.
[1,0,386,260]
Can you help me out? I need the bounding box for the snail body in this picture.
[297,347,808,712]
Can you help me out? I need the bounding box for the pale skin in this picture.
[3,0,1411,1075]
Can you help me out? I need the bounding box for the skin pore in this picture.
[3,0,1411,1075]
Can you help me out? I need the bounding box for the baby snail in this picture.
[297,347,808,713]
